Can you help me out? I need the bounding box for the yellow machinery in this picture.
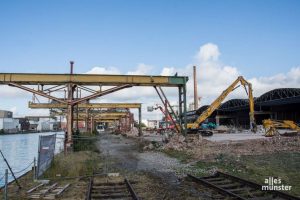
[262,119,300,137]
[187,76,257,135]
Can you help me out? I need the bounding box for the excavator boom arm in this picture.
[193,76,256,132]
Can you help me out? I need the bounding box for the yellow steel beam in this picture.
[50,111,128,117]
[93,112,128,117]
[0,73,188,86]
[74,116,121,120]
[29,102,141,109]
[95,120,115,123]
[78,113,127,118]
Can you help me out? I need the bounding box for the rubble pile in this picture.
[122,127,139,137]
[190,136,300,160]
[163,134,212,151]
[162,133,300,160]
[163,135,187,151]
[215,125,229,133]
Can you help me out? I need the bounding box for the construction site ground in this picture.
[2,130,300,199]
[143,132,267,143]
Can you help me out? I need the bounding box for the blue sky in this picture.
[0,0,300,118]
[0,0,299,77]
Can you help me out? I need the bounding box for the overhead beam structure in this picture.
[77,113,128,118]
[74,116,121,120]
[30,102,143,135]
[0,66,188,149]
[0,73,187,86]
[56,112,129,117]
[29,102,141,109]
[96,119,115,122]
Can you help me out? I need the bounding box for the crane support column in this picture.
[193,66,198,109]
[66,103,74,145]
[183,83,188,136]
[178,87,183,126]
[138,107,142,136]
[85,108,89,132]
[66,62,75,146]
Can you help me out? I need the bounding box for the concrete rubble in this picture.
[162,133,300,160]
[121,127,139,137]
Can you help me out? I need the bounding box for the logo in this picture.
[262,177,291,191]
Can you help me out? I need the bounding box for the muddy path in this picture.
[96,132,214,200]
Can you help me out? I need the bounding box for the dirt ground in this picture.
[2,131,300,199]
[96,132,213,200]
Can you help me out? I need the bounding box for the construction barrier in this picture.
[37,134,56,177]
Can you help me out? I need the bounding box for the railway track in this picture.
[188,171,300,200]
[86,176,139,200]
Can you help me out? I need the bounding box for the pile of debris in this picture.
[122,127,139,137]
[163,135,186,151]
[190,135,300,160]
[162,134,211,151]
[161,133,300,160]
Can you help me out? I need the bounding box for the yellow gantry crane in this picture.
[188,76,257,135]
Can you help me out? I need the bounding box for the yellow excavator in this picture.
[187,76,257,136]
[262,119,300,137]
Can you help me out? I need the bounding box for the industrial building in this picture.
[0,110,19,133]
[0,110,60,134]
[187,88,300,129]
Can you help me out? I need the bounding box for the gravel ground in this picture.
[96,132,214,199]
[137,151,187,172]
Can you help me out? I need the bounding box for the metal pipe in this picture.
[183,79,188,136]
[158,87,180,122]
[138,107,142,136]
[77,85,98,93]
[72,84,132,105]
[178,87,183,126]
[70,61,74,74]
[33,157,36,180]
[164,100,168,129]
[154,86,180,133]
[0,150,21,189]
[193,66,198,109]
[4,169,8,200]
[43,84,64,92]
[76,88,79,131]
[8,83,66,104]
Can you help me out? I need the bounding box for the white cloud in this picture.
[195,43,220,62]
[127,63,153,75]
[0,85,30,98]
[160,67,176,76]
[43,44,300,119]
[86,66,121,74]
[1,43,299,121]
[10,106,17,114]
[249,67,300,96]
